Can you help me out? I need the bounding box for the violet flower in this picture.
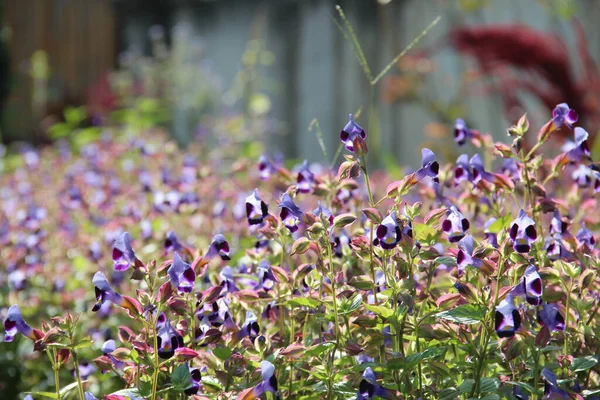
[164,231,183,254]
[442,206,470,243]
[454,118,471,146]
[469,154,495,185]
[112,232,136,272]
[549,210,568,238]
[454,154,472,185]
[248,361,280,399]
[296,160,315,194]
[373,212,402,250]
[257,260,277,292]
[92,272,124,312]
[4,305,36,342]
[219,266,239,294]
[542,368,570,399]
[246,189,269,225]
[156,313,184,359]
[576,223,596,249]
[509,210,537,253]
[167,253,196,293]
[538,303,565,332]
[237,311,260,342]
[415,148,440,183]
[495,295,521,338]
[552,103,578,129]
[185,364,202,395]
[205,234,231,261]
[279,194,304,233]
[258,155,276,181]
[456,235,482,273]
[340,114,366,153]
[101,339,125,370]
[562,127,590,162]
[356,367,391,399]
[512,265,543,306]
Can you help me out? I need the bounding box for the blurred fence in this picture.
[4,0,600,166]
[3,0,115,142]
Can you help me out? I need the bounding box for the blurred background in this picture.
[1,0,599,167]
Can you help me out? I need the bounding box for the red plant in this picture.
[449,21,600,140]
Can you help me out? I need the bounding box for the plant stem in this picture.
[47,350,62,400]
[71,350,86,400]
[151,308,161,400]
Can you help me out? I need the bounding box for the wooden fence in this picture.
[4,0,600,167]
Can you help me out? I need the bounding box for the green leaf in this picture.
[27,392,58,399]
[415,223,438,243]
[458,379,474,393]
[171,363,192,391]
[60,381,87,397]
[109,388,142,398]
[479,377,500,393]
[480,395,500,400]
[570,355,598,372]
[388,346,446,370]
[202,375,224,390]
[212,347,232,360]
[435,304,486,325]
[306,342,336,357]
[487,215,512,234]
[364,304,394,319]
[73,338,93,350]
[440,388,460,400]
[435,256,457,267]
[285,297,321,309]
[339,294,362,315]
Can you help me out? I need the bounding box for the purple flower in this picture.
[512,265,543,306]
[509,210,537,253]
[313,202,334,228]
[545,237,570,261]
[102,339,125,370]
[112,232,136,271]
[356,367,391,399]
[500,158,519,180]
[205,234,231,261]
[373,212,402,250]
[246,189,269,225]
[168,253,196,293]
[562,127,590,162]
[296,160,315,194]
[278,194,304,233]
[442,206,470,243]
[257,260,277,292]
[185,364,202,395]
[258,155,276,181]
[76,361,96,379]
[552,103,578,129]
[538,303,565,332]
[236,311,260,342]
[164,231,183,254]
[92,272,124,312]
[333,230,350,257]
[576,223,596,249]
[340,114,366,152]
[84,393,98,400]
[3,305,35,342]
[454,154,473,185]
[454,118,471,146]
[456,235,482,274]
[469,154,495,185]
[415,148,439,183]
[549,210,568,238]
[156,313,184,359]
[495,294,521,338]
[219,266,239,294]
[542,368,570,399]
[251,361,280,399]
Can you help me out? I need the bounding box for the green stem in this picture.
[47,350,62,400]
[71,350,86,400]
[151,307,161,400]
